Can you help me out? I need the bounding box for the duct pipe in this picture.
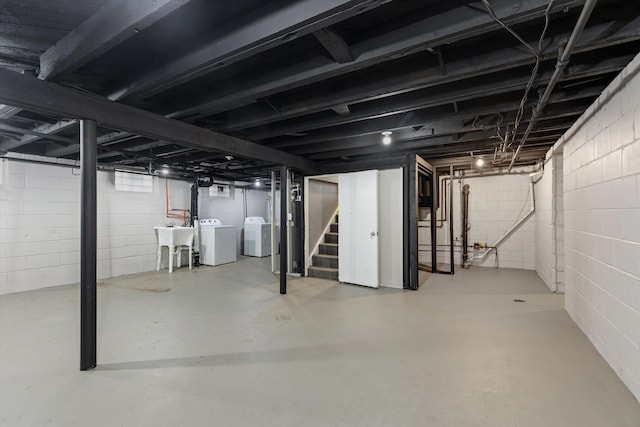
[508,0,598,171]
[280,166,288,295]
[461,184,470,268]
[435,174,449,228]
[271,170,278,274]
[449,165,455,273]
[435,166,541,181]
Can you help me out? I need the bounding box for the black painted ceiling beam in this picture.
[169,0,583,119]
[39,0,193,80]
[313,27,355,63]
[308,129,567,160]
[0,119,77,150]
[108,0,389,101]
[270,85,599,151]
[242,55,628,141]
[0,68,319,173]
[215,18,640,133]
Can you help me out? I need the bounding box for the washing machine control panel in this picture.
[200,218,223,226]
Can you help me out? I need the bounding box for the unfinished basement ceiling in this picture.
[0,0,638,180]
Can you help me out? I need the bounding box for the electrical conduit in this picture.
[508,0,598,170]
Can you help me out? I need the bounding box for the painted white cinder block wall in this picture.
[0,158,191,295]
[561,53,640,402]
[197,186,269,255]
[534,153,565,292]
[420,171,536,270]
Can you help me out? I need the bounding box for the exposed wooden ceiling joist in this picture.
[39,0,193,80]
[107,0,389,101]
[0,68,319,173]
[168,0,583,120]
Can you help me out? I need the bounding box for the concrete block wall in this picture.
[198,186,269,255]
[562,53,640,401]
[0,157,191,295]
[535,153,565,292]
[420,171,536,270]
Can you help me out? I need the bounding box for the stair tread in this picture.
[326,232,338,235]
[308,266,338,272]
[320,242,338,246]
[314,254,338,259]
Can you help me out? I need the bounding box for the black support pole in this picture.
[402,161,409,289]
[280,166,288,294]
[449,165,455,274]
[408,155,418,290]
[430,171,437,273]
[80,119,97,371]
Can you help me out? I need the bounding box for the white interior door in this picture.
[338,170,379,288]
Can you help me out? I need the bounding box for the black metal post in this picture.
[190,178,199,226]
[449,165,455,274]
[408,155,418,290]
[280,166,288,294]
[430,172,437,273]
[298,175,306,276]
[80,119,97,371]
[402,160,409,289]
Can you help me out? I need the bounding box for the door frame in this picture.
[303,173,340,276]
[404,154,437,290]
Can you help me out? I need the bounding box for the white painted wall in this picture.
[561,53,640,402]
[306,179,338,253]
[305,169,404,289]
[535,154,565,292]
[0,157,191,295]
[198,186,269,255]
[421,171,536,270]
[378,168,403,289]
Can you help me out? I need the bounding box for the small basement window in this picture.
[115,171,153,193]
[209,183,231,197]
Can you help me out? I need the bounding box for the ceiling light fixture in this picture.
[224,155,234,161]
[381,131,393,145]
[476,158,485,167]
[254,179,262,187]
[161,167,170,175]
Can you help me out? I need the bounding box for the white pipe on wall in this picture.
[470,180,536,264]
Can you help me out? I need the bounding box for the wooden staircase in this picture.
[308,216,339,280]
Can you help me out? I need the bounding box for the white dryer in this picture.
[244,216,271,257]
[199,219,237,266]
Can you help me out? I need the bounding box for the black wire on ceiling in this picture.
[479,0,556,165]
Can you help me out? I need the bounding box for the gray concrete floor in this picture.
[1,257,639,426]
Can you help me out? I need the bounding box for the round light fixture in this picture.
[161,167,170,175]
[476,158,484,167]
[381,131,393,145]
[254,179,262,187]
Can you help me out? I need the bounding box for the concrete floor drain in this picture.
[513,299,526,302]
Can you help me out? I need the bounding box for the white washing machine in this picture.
[244,216,271,257]
[199,219,237,266]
